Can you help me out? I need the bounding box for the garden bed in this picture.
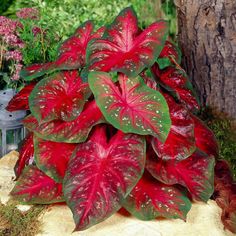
[0,151,234,236]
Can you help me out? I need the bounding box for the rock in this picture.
[0,151,19,204]
[37,200,235,236]
[0,152,235,236]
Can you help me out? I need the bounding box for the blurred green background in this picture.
[1,0,177,39]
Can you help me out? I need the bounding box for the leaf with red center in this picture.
[87,7,168,77]
[11,166,64,204]
[29,70,91,123]
[151,94,195,160]
[63,126,146,231]
[89,71,171,142]
[146,149,215,202]
[6,82,36,111]
[157,40,182,69]
[20,63,48,81]
[34,137,77,182]
[23,100,105,143]
[153,66,200,111]
[14,133,34,179]
[159,40,181,63]
[21,21,105,81]
[192,115,219,158]
[122,171,191,220]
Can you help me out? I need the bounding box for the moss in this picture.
[0,201,46,236]
[200,108,236,178]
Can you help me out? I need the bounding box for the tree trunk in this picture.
[176,0,236,124]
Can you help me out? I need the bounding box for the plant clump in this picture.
[7,7,227,232]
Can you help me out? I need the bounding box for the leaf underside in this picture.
[151,94,195,160]
[14,133,34,179]
[192,115,219,158]
[6,82,36,111]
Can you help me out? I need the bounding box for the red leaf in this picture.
[11,166,64,204]
[34,137,77,182]
[159,40,181,64]
[146,149,215,202]
[20,63,48,81]
[6,82,36,111]
[192,115,219,158]
[152,94,195,160]
[88,7,168,77]
[14,133,34,179]
[153,66,200,111]
[89,71,171,142]
[122,171,191,220]
[63,126,146,231]
[29,70,91,122]
[21,21,105,80]
[23,100,105,143]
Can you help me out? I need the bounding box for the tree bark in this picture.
[176,0,236,124]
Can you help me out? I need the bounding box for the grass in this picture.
[0,201,46,236]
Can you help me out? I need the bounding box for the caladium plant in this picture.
[8,6,225,232]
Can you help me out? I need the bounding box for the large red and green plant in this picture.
[8,7,230,232]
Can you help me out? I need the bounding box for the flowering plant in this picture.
[7,7,229,232]
[0,8,59,90]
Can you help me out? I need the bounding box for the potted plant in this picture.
[7,7,235,233]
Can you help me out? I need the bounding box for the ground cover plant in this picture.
[6,7,235,233]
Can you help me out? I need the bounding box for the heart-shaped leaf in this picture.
[14,133,34,179]
[87,7,168,77]
[21,21,105,80]
[23,100,105,143]
[34,136,77,182]
[153,66,200,111]
[29,70,91,123]
[11,166,64,204]
[122,171,191,220]
[6,82,36,111]
[63,126,146,231]
[146,149,215,202]
[89,71,171,142]
[151,94,195,160]
[192,115,219,158]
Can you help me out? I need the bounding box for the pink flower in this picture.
[5,50,22,62]
[16,8,40,20]
[11,63,23,81]
[0,16,20,35]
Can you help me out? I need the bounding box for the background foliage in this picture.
[2,0,177,39]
